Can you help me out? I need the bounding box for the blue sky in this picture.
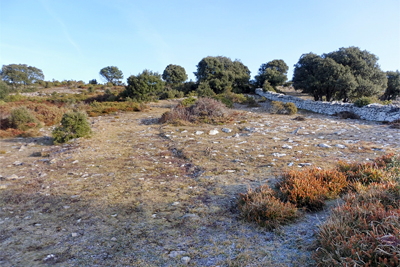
[1,0,399,83]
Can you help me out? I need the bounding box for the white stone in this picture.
[181,256,191,264]
[318,143,332,148]
[282,144,293,149]
[222,128,232,133]
[168,251,186,258]
[195,131,204,135]
[272,153,286,157]
[335,144,346,149]
[209,129,219,135]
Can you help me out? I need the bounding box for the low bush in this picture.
[10,106,42,131]
[160,97,234,124]
[314,185,400,266]
[262,80,276,92]
[87,101,146,116]
[52,111,91,144]
[277,168,348,210]
[270,101,297,114]
[181,96,197,107]
[245,96,259,107]
[354,97,373,107]
[238,184,298,230]
[284,102,297,115]
[213,95,234,108]
[159,88,184,100]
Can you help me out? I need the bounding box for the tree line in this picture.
[1,46,399,102]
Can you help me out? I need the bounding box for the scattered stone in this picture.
[244,127,255,132]
[168,251,185,258]
[195,131,204,135]
[72,160,79,164]
[39,173,47,178]
[318,143,332,148]
[5,174,19,180]
[298,163,312,167]
[49,159,57,164]
[43,254,56,262]
[182,214,200,221]
[288,162,294,167]
[111,237,117,241]
[13,161,22,166]
[225,170,236,173]
[0,184,8,189]
[19,145,27,152]
[209,129,219,135]
[172,202,180,206]
[282,144,293,149]
[232,133,240,138]
[272,153,286,157]
[71,233,78,237]
[221,128,232,133]
[335,144,346,149]
[291,127,301,135]
[181,256,191,265]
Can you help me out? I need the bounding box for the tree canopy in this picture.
[384,70,400,100]
[255,59,288,88]
[194,56,251,94]
[99,66,123,85]
[162,64,188,85]
[122,70,165,101]
[293,47,387,102]
[1,64,44,88]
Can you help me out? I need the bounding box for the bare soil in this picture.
[1,99,399,266]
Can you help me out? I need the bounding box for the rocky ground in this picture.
[0,99,399,266]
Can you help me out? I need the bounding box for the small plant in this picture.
[284,102,297,115]
[314,185,400,266]
[52,111,91,144]
[270,101,285,114]
[245,96,259,107]
[181,96,197,107]
[277,168,348,210]
[262,80,276,92]
[238,184,298,230]
[88,86,95,93]
[10,106,41,131]
[354,97,373,107]
[160,97,233,124]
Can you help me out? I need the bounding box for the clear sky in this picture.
[1,0,399,83]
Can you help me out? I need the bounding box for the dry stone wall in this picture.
[255,88,400,122]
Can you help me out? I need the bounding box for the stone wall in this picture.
[255,88,400,122]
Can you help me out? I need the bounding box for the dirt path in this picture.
[1,101,399,266]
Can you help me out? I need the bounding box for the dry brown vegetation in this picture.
[0,91,400,266]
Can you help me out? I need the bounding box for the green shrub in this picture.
[262,80,276,92]
[52,111,91,144]
[0,81,10,100]
[245,96,259,107]
[270,101,297,114]
[354,97,373,107]
[213,95,234,108]
[181,96,197,107]
[196,83,216,97]
[270,101,285,114]
[284,102,297,115]
[88,86,95,93]
[10,106,41,131]
[160,88,184,99]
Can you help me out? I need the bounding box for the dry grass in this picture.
[0,97,399,266]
